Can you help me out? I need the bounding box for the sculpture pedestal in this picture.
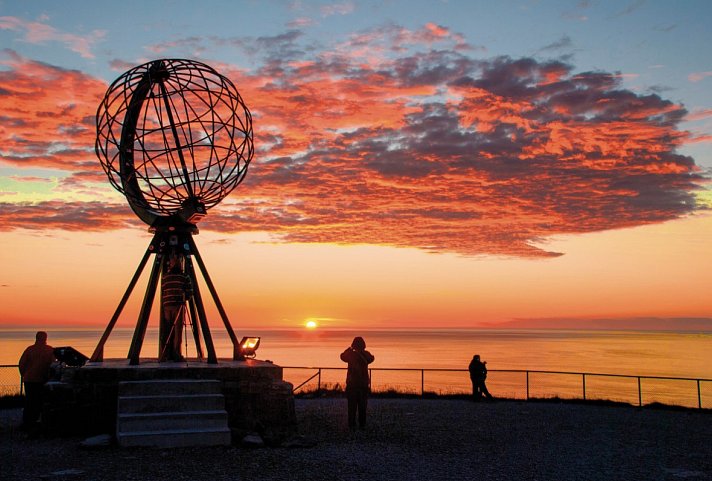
[43,359,296,445]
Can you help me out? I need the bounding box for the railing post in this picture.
[318,368,321,391]
[638,377,642,407]
[526,371,530,400]
[697,379,702,409]
[582,373,586,400]
[421,369,425,397]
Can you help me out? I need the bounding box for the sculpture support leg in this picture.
[92,227,239,365]
[128,253,164,365]
[185,255,218,364]
[90,247,152,362]
[188,298,204,359]
[187,236,241,360]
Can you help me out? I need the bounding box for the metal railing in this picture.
[0,365,22,396]
[285,366,711,409]
[2,364,709,409]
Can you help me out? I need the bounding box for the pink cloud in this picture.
[287,17,316,28]
[333,23,474,60]
[685,108,712,121]
[8,175,54,183]
[688,71,712,83]
[0,16,105,59]
[321,2,355,17]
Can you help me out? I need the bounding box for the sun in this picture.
[305,320,318,329]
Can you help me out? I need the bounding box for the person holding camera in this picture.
[340,337,375,430]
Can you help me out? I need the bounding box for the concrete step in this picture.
[117,410,228,433]
[117,427,231,448]
[118,394,226,414]
[115,378,231,448]
[118,379,222,396]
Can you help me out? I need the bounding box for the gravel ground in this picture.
[1,398,711,481]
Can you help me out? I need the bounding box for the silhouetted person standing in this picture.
[18,331,55,429]
[468,354,493,401]
[340,336,375,430]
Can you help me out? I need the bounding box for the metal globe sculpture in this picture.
[91,59,252,365]
[96,58,253,226]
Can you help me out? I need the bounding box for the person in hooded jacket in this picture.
[340,336,375,430]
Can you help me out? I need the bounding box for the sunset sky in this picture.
[0,1,710,331]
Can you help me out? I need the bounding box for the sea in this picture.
[2,328,710,408]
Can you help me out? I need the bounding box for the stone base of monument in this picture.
[42,359,296,447]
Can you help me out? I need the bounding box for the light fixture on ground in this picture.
[239,337,261,358]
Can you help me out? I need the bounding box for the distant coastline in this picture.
[479,317,712,332]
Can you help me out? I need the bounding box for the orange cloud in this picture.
[0,201,137,231]
[0,50,107,171]
[688,134,712,144]
[0,29,705,258]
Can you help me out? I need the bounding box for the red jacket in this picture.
[19,343,55,383]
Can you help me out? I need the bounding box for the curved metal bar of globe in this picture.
[158,78,195,200]
[90,247,153,362]
[187,235,242,360]
[117,63,161,226]
[127,252,165,365]
[184,254,218,364]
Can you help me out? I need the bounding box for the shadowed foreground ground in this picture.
[1,398,711,481]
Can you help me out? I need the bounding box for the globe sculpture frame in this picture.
[90,59,253,365]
